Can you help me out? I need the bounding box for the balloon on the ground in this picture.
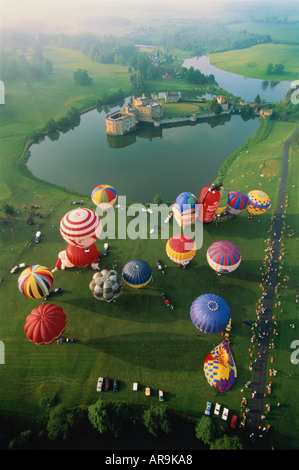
[18,265,53,299]
[172,192,198,227]
[216,189,228,214]
[190,294,231,334]
[246,190,271,215]
[91,184,117,210]
[198,185,221,223]
[24,303,67,345]
[54,251,75,271]
[59,208,102,248]
[166,234,197,265]
[207,241,241,274]
[226,191,248,215]
[90,269,123,302]
[66,243,100,267]
[122,259,152,289]
[204,341,237,392]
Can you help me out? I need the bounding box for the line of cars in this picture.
[205,401,238,429]
[96,377,118,392]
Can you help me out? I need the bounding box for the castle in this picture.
[105,93,164,136]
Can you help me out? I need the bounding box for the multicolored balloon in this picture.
[91,185,117,210]
[18,265,53,299]
[190,294,231,334]
[24,303,67,345]
[207,241,241,274]
[166,234,197,265]
[226,191,248,215]
[66,243,100,267]
[90,269,123,302]
[60,208,102,248]
[203,341,237,392]
[122,259,152,289]
[175,192,198,213]
[246,190,271,215]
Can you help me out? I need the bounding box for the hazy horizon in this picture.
[1,0,298,36]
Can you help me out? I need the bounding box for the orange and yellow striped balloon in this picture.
[18,265,53,299]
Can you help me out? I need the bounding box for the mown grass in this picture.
[209,43,299,81]
[0,46,298,448]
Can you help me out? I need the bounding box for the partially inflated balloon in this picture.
[60,208,101,248]
[18,265,53,299]
[198,185,221,223]
[24,303,67,345]
[204,341,237,392]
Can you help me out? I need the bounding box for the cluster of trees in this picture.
[0,47,53,82]
[73,68,93,86]
[181,66,215,85]
[29,107,81,144]
[266,63,285,75]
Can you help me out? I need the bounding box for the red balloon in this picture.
[24,303,67,345]
[66,243,100,267]
[198,186,221,223]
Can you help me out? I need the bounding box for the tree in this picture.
[210,434,244,450]
[142,405,171,437]
[153,194,163,205]
[46,405,85,441]
[254,94,261,105]
[273,63,284,75]
[266,63,273,75]
[73,68,93,85]
[88,398,129,437]
[208,98,222,115]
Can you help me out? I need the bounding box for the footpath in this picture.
[246,136,293,448]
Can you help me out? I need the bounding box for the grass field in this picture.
[209,43,299,81]
[0,46,298,449]
[227,21,299,44]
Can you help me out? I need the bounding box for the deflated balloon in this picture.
[204,341,237,392]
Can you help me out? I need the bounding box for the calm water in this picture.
[183,55,292,102]
[28,56,291,202]
[27,111,259,203]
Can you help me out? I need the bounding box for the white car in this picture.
[222,407,229,421]
[96,377,103,392]
[214,403,221,415]
[205,401,212,416]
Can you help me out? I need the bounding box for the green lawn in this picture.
[209,43,299,81]
[0,46,298,449]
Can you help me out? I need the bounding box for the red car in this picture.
[230,414,238,429]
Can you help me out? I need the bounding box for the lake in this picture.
[27,56,291,203]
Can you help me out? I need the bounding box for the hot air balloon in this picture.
[60,208,102,248]
[122,259,152,289]
[216,189,228,214]
[203,341,237,392]
[166,234,197,266]
[18,265,53,299]
[172,192,198,227]
[198,185,221,223]
[24,303,67,345]
[246,190,271,215]
[66,243,100,267]
[89,269,123,302]
[91,184,117,210]
[226,191,247,215]
[190,294,231,334]
[207,241,241,274]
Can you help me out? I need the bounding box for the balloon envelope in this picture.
[122,259,152,289]
[175,192,198,213]
[90,269,123,302]
[66,243,99,267]
[207,241,241,274]
[166,234,197,265]
[204,341,237,392]
[60,208,101,248]
[246,190,271,215]
[24,303,67,345]
[91,184,117,210]
[227,191,247,215]
[198,185,221,223]
[18,265,53,299]
[190,294,231,334]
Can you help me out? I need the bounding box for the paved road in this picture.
[246,136,293,447]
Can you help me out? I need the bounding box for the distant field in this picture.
[228,21,299,44]
[209,44,299,81]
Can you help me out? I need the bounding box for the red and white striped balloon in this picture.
[59,208,102,248]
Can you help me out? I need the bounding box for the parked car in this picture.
[222,407,229,421]
[35,231,41,243]
[214,403,221,415]
[133,382,138,391]
[145,387,150,396]
[113,379,118,392]
[230,414,238,428]
[159,390,164,401]
[96,377,103,392]
[205,401,212,416]
[103,243,109,256]
[104,378,111,391]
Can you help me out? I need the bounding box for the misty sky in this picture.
[0,0,298,35]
